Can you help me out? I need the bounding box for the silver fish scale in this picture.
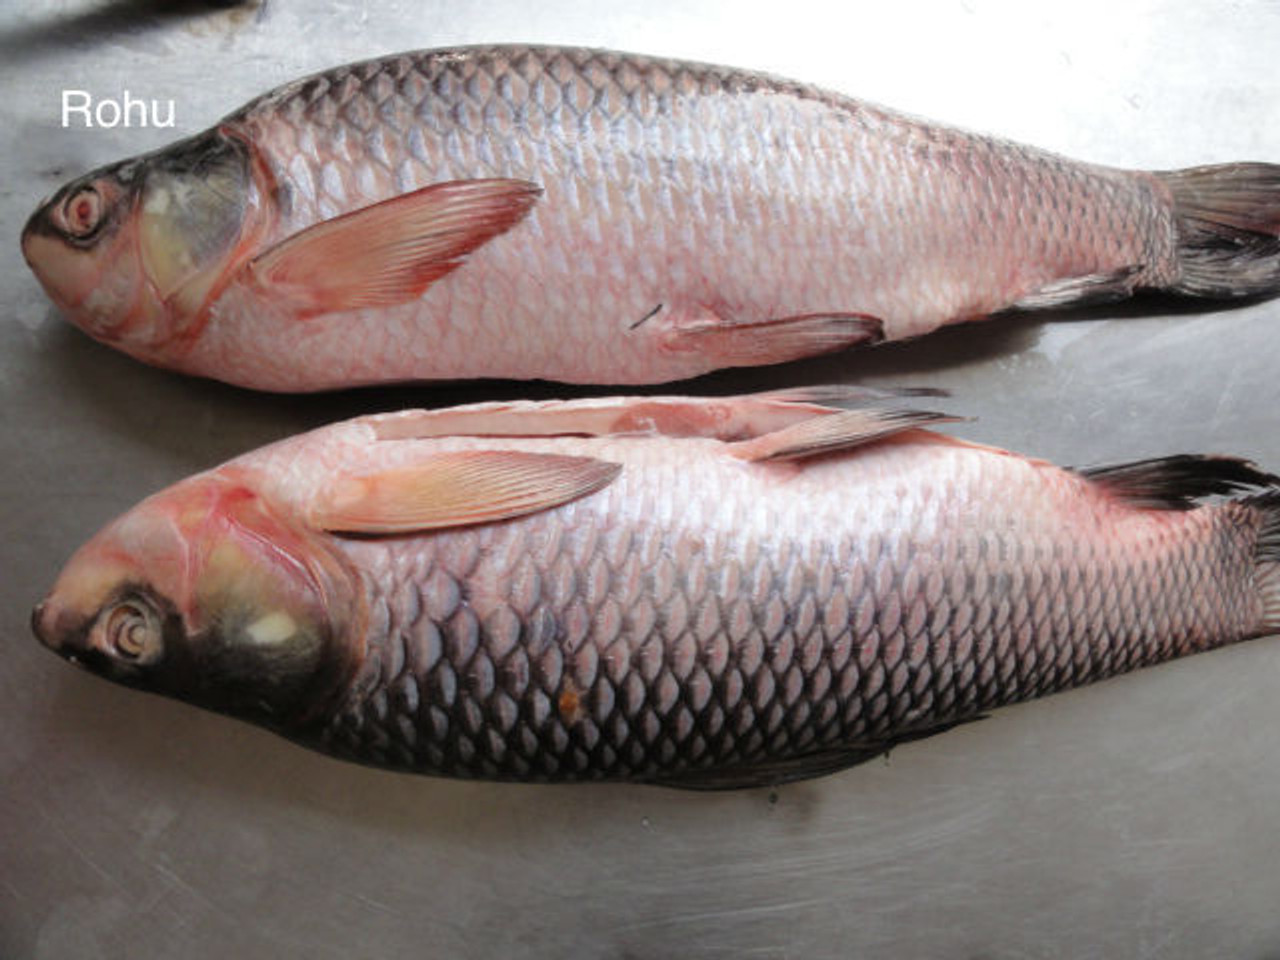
[238,46,857,227]
[311,490,1263,782]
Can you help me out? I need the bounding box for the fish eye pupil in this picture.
[62,188,101,238]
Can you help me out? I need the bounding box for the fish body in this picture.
[22,46,1280,391]
[32,391,1280,785]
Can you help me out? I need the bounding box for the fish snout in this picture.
[30,597,60,653]
[19,208,87,315]
[20,204,53,272]
[30,599,47,641]
[31,595,86,665]
[20,190,71,267]
[20,207,40,259]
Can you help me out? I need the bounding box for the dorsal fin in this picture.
[1079,455,1279,510]
[364,386,949,445]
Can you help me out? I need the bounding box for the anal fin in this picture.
[650,746,891,791]
[658,308,883,367]
[1012,266,1141,310]
[650,717,987,790]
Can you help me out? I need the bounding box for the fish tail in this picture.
[1154,163,1280,298]
[1080,454,1280,635]
[1249,490,1280,633]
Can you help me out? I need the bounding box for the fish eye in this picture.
[58,187,103,239]
[95,598,162,662]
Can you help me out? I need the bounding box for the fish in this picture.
[21,45,1280,392]
[30,388,1280,786]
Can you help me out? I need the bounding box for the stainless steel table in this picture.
[3,2,1279,956]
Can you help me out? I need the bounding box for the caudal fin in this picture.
[1155,163,1280,298]
[1079,453,1280,634]
[1250,490,1280,633]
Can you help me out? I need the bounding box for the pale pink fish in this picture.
[20,46,1280,392]
[31,388,1280,785]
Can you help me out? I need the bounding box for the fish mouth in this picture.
[30,597,76,661]
[30,599,49,646]
[30,597,72,656]
[30,598,116,675]
[31,596,85,664]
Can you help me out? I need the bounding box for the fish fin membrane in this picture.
[1012,266,1141,310]
[1077,454,1279,511]
[249,178,541,318]
[364,385,948,445]
[659,309,884,366]
[649,717,986,790]
[309,450,619,534]
[1081,458,1280,633]
[1155,163,1280,298]
[728,405,962,462]
[1246,491,1280,632]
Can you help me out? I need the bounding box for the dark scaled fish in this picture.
[31,390,1280,786]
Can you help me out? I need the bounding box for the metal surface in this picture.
[2,2,1279,957]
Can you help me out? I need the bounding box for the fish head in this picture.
[22,130,256,362]
[32,469,361,730]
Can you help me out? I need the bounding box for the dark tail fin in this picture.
[1155,163,1280,298]
[1078,453,1280,633]
[1249,491,1280,633]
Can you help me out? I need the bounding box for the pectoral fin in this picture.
[250,178,541,318]
[309,450,619,534]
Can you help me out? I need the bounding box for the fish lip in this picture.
[31,600,96,671]
[31,597,82,661]
[30,599,46,639]
[30,598,56,651]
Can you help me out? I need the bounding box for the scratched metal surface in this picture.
[3,2,1280,957]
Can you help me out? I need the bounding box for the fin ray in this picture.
[363,388,959,465]
[365,386,943,444]
[1078,454,1278,511]
[309,450,619,534]
[659,309,883,366]
[1155,163,1280,298]
[1013,266,1140,310]
[250,178,540,317]
[650,717,986,789]
[729,407,961,462]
